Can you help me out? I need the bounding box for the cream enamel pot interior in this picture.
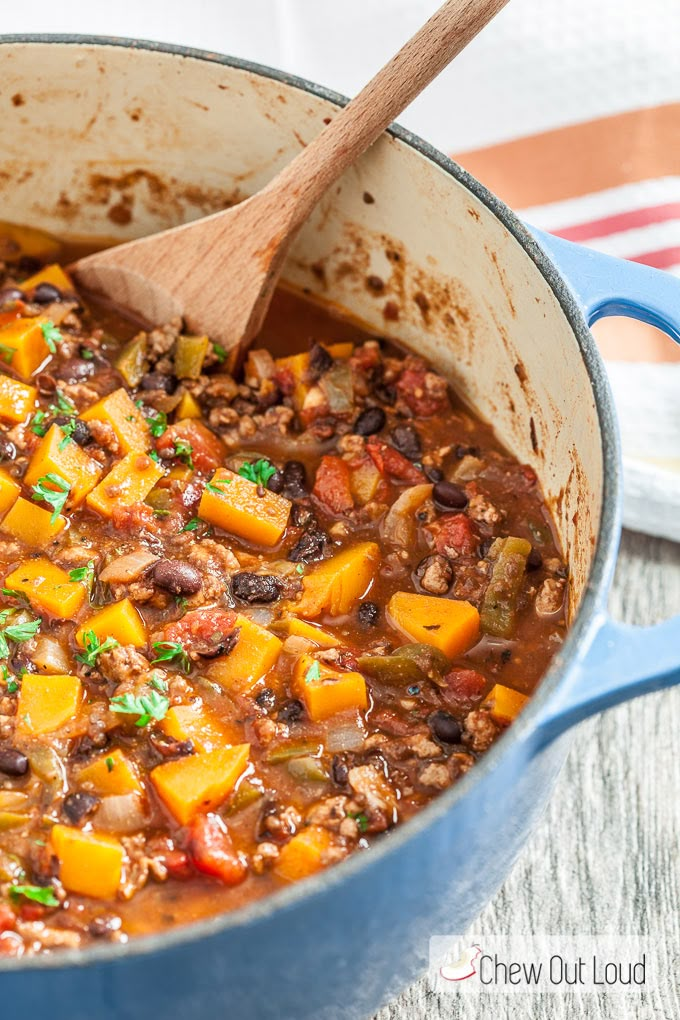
[2,36,680,1020]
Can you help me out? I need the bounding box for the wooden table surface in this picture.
[375,529,680,1020]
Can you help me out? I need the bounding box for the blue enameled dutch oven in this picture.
[0,34,679,1020]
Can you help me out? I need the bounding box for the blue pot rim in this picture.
[0,33,621,972]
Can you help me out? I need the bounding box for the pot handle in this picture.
[526,228,680,745]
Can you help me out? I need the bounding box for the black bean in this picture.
[32,282,62,304]
[0,287,25,304]
[428,711,462,745]
[151,559,203,596]
[288,530,329,564]
[526,547,543,572]
[231,572,283,604]
[140,372,176,394]
[0,435,17,462]
[424,465,444,482]
[308,343,334,381]
[52,415,92,447]
[282,460,307,498]
[266,470,284,494]
[290,503,316,529]
[0,746,29,777]
[374,383,397,405]
[353,405,386,437]
[455,444,480,459]
[390,423,421,460]
[62,791,100,824]
[433,480,469,511]
[255,688,276,713]
[55,357,95,384]
[358,601,380,627]
[331,755,349,786]
[277,699,304,723]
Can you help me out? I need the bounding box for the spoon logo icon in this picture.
[440,943,483,982]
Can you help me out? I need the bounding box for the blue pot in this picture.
[1,35,679,1020]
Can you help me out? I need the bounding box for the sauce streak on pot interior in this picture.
[0,225,566,954]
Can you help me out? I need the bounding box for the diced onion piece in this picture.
[95,793,148,834]
[382,483,433,547]
[325,712,367,752]
[99,548,159,584]
[30,635,72,675]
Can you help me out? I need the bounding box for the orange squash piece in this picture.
[76,598,147,648]
[20,263,74,295]
[0,374,36,423]
[50,824,124,900]
[81,387,150,453]
[274,618,341,648]
[86,452,164,518]
[207,615,282,694]
[161,702,239,751]
[198,469,290,547]
[175,390,202,419]
[1,496,65,548]
[387,592,480,658]
[5,557,85,619]
[275,825,333,882]
[0,468,20,516]
[483,683,529,725]
[292,542,380,619]
[0,316,50,379]
[16,673,82,736]
[78,748,143,796]
[24,424,102,506]
[151,744,250,825]
[292,653,367,722]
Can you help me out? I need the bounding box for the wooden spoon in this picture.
[72,0,508,360]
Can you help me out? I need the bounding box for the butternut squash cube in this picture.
[81,388,150,453]
[24,424,102,506]
[0,468,20,516]
[387,592,480,658]
[0,374,36,423]
[161,702,239,751]
[86,452,164,518]
[16,673,82,735]
[292,542,380,619]
[483,683,529,725]
[292,653,367,722]
[50,824,124,900]
[198,469,290,547]
[274,351,311,410]
[5,557,85,619]
[0,316,50,379]
[175,389,202,419]
[273,617,341,648]
[20,263,74,295]
[76,598,147,648]
[207,615,282,693]
[1,496,65,548]
[275,825,333,882]
[151,744,250,825]
[78,748,143,796]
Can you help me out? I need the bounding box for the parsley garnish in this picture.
[6,679,18,694]
[30,410,48,437]
[305,661,322,684]
[173,439,194,470]
[146,410,167,438]
[40,320,62,354]
[205,479,230,495]
[75,630,119,669]
[110,689,170,727]
[295,564,305,575]
[238,459,277,487]
[212,342,227,363]
[148,450,161,464]
[0,617,41,659]
[31,472,70,524]
[69,560,95,591]
[149,673,169,694]
[58,418,77,450]
[182,517,200,532]
[348,811,369,834]
[9,884,59,907]
[0,342,15,365]
[80,346,94,360]
[49,389,76,416]
[151,640,191,673]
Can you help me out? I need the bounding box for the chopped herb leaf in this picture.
[31,472,70,524]
[30,410,48,437]
[212,342,227,363]
[49,389,77,416]
[295,564,305,575]
[148,450,161,464]
[105,755,115,772]
[75,630,120,669]
[305,661,322,684]
[173,439,194,470]
[149,673,169,694]
[0,342,15,365]
[348,811,369,834]
[40,320,63,354]
[9,884,59,907]
[57,418,77,450]
[4,619,41,643]
[68,560,95,588]
[238,459,277,487]
[110,689,170,728]
[80,346,94,360]
[6,679,18,694]
[146,410,168,438]
[205,479,230,495]
[182,517,201,532]
[151,640,192,673]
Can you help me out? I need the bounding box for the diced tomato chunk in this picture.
[442,668,487,712]
[111,502,158,532]
[163,608,237,657]
[366,439,424,485]
[313,455,354,513]
[0,904,15,934]
[396,357,449,417]
[434,513,479,558]
[18,902,47,922]
[162,848,194,880]
[273,366,296,397]
[157,420,225,474]
[187,813,247,886]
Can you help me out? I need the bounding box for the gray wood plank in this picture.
[376,530,680,1019]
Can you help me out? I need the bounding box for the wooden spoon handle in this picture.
[268,0,509,227]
